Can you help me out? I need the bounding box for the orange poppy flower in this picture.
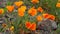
[18,6,26,12]
[25,21,31,29]
[18,8,23,13]
[18,12,24,17]
[43,13,55,20]
[31,0,39,4]
[37,7,43,13]
[14,1,23,7]
[29,23,36,31]
[19,6,26,12]
[56,2,60,7]
[6,6,14,13]
[18,6,26,17]
[28,7,37,16]
[48,15,55,20]
[36,15,42,22]
[25,22,36,31]
[43,13,50,18]
[0,9,4,14]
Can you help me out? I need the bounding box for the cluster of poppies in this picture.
[0,0,56,31]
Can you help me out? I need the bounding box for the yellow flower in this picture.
[0,9,4,14]
[10,26,14,31]
[14,1,23,7]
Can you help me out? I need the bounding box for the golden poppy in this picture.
[37,7,43,13]
[0,9,4,14]
[48,15,55,20]
[43,13,55,20]
[28,7,37,16]
[25,21,36,31]
[31,0,39,4]
[29,23,36,31]
[14,1,23,7]
[18,12,24,17]
[20,6,26,12]
[6,6,14,13]
[43,13,50,18]
[36,15,42,22]
[56,2,60,7]
[18,6,26,17]
[18,6,26,13]
[25,21,31,29]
